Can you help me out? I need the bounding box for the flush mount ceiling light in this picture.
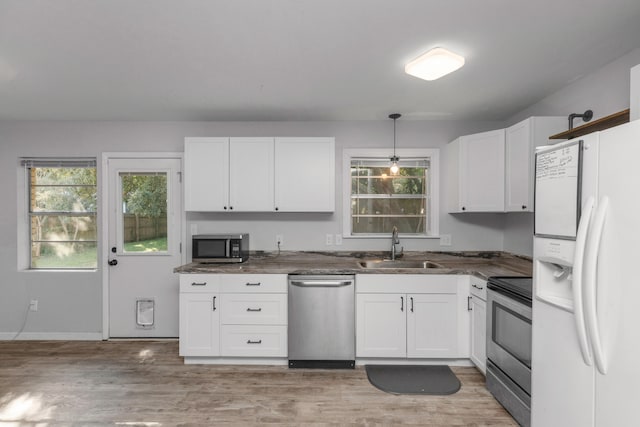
[389,113,401,175]
[405,47,465,81]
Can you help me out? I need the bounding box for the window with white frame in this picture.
[22,158,97,269]
[343,149,439,237]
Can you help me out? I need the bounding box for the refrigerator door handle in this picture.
[584,196,609,375]
[572,196,595,366]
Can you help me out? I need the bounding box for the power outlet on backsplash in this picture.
[440,234,452,246]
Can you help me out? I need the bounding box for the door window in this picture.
[119,172,168,253]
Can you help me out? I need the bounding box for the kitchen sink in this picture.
[358,259,444,269]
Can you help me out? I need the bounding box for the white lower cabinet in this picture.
[220,325,287,357]
[355,274,466,359]
[179,274,221,357]
[407,293,459,358]
[220,292,287,357]
[179,274,287,360]
[179,292,220,356]
[469,276,488,374]
[356,293,407,358]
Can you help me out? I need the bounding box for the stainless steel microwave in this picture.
[192,234,250,263]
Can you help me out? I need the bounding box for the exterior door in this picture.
[106,156,182,337]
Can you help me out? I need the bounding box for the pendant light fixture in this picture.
[389,113,401,175]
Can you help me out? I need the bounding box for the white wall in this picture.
[0,119,504,336]
[5,48,639,337]
[502,48,640,256]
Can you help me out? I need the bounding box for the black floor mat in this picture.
[365,364,461,395]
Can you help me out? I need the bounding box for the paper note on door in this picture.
[534,141,581,239]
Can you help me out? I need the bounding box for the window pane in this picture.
[31,215,97,241]
[31,242,97,269]
[350,158,429,235]
[27,164,98,269]
[31,187,97,212]
[352,217,425,234]
[121,174,168,253]
[33,167,97,186]
[351,198,425,216]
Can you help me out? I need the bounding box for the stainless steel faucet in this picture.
[390,226,403,260]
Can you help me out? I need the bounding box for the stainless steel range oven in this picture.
[486,276,532,427]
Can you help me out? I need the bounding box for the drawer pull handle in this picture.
[191,282,207,286]
[245,282,261,286]
[246,307,262,312]
[472,284,484,290]
[247,340,262,344]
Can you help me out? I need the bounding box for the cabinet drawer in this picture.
[220,325,287,357]
[470,276,487,301]
[180,274,221,293]
[221,293,287,325]
[220,274,287,293]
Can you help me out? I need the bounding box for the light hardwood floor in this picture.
[0,341,517,426]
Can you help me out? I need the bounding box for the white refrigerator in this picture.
[532,119,640,426]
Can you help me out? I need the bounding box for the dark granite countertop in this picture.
[174,251,532,280]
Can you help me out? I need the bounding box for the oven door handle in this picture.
[584,196,609,375]
[572,196,594,367]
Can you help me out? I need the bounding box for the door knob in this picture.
[108,259,118,266]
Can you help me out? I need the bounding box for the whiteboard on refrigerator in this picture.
[534,140,582,239]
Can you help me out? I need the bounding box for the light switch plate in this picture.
[334,234,343,245]
[440,234,452,246]
[325,234,333,245]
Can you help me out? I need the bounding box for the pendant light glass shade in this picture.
[389,113,401,175]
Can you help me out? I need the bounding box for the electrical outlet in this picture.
[276,234,284,247]
[440,234,452,246]
[325,234,333,245]
[334,234,343,246]
[29,299,38,312]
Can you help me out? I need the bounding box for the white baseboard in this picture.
[355,358,474,367]
[0,332,103,341]
[183,357,288,365]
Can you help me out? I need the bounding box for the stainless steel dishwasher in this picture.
[288,275,355,368]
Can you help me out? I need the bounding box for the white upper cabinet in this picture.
[229,137,274,212]
[184,137,229,212]
[184,136,335,212]
[447,129,505,212]
[505,117,565,212]
[274,137,335,212]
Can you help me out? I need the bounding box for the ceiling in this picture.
[1,0,640,122]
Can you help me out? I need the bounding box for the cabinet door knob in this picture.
[400,296,404,312]
[522,205,527,210]
[223,206,227,210]
[467,296,472,311]
[275,207,279,211]
[462,206,466,211]
[229,206,233,210]
[410,297,414,313]
[212,296,217,311]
